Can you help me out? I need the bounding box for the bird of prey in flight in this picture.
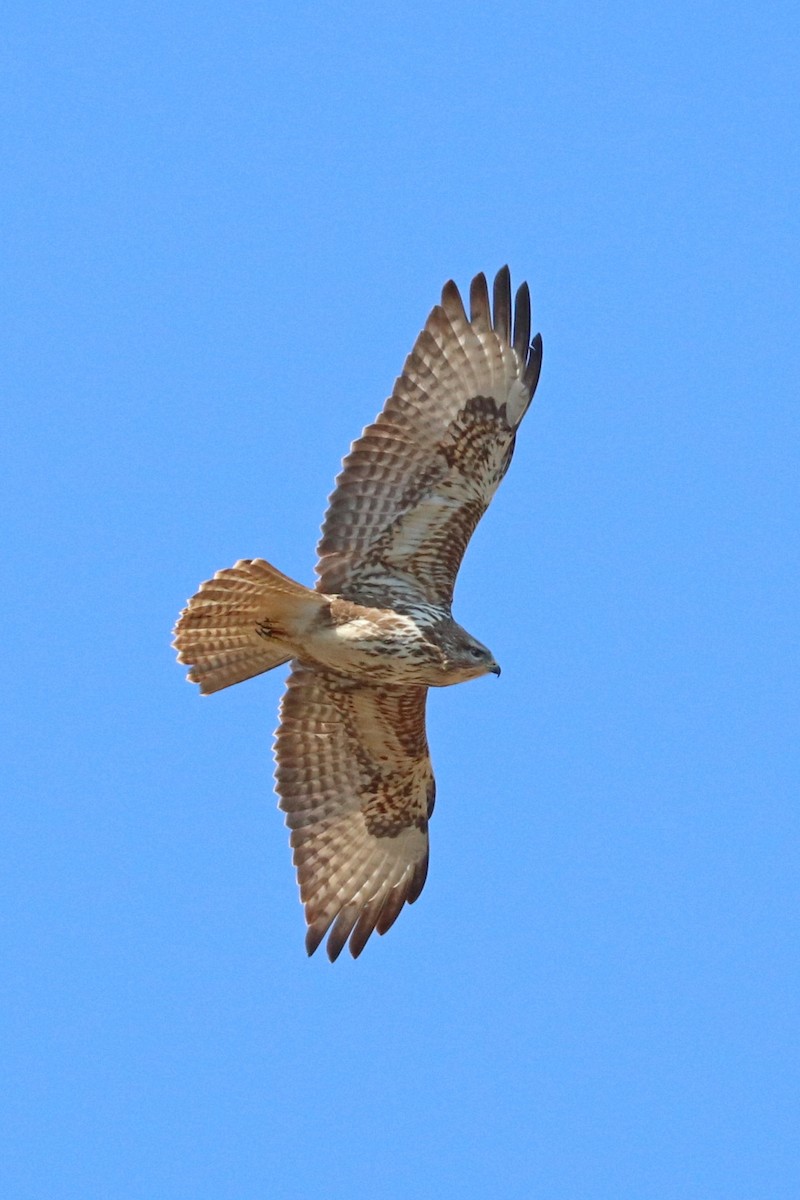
[174,267,542,960]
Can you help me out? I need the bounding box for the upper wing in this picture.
[274,663,434,961]
[316,267,542,607]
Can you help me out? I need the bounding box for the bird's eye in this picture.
[469,646,484,658]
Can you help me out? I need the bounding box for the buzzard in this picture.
[174,267,542,960]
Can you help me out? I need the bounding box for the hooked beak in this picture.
[489,662,501,677]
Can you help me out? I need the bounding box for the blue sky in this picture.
[3,2,798,1197]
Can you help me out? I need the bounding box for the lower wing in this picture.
[274,664,434,961]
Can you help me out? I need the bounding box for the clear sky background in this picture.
[3,3,798,1198]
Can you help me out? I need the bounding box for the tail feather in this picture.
[173,558,324,695]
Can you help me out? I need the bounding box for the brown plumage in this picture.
[174,267,542,960]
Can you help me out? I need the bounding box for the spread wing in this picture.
[316,266,542,607]
[274,663,434,961]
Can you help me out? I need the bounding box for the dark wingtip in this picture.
[326,938,345,963]
[441,278,468,324]
[469,272,491,327]
[348,935,368,960]
[406,848,430,905]
[493,266,512,342]
[305,925,324,957]
[524,331,543,394]
[375,880,410,936]
[346,896,384,958]
[513,281,531,361]
[441,278,460,305]
[325,907,361,961]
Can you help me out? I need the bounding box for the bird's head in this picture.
[435,623,501,685]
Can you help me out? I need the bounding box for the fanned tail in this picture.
[173,557,324,695]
